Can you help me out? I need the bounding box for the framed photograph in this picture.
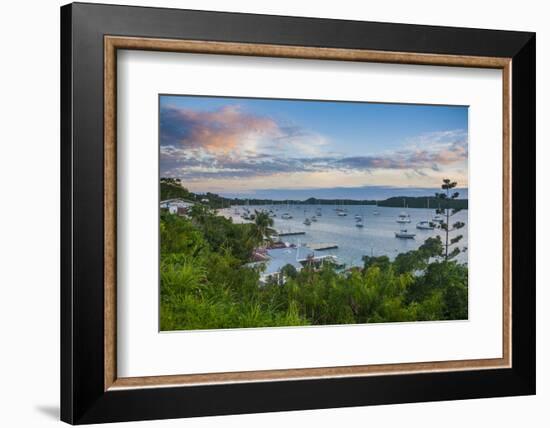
[61,2,535,424]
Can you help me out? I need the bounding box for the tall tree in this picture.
[252,210,275,246]
[435,178,465,260]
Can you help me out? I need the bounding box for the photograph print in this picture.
[159,95,469,331]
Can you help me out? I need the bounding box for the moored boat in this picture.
[395,228,415,239]
[416,220,434,230]
[396,211,411,223]
[432,214,444,223]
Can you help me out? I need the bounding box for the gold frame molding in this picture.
[104,36,512,391]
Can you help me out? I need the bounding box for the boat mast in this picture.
[427,198,430,222]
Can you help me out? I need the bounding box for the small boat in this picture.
[311,216,318,222]
[337,211,347,217]
[303,218,312,226]
[417,199,434,229]
[396,212,411,223]
[356,221,364,228]
[433,214,444,223]
[395,229,415,239]
[416,220,434,230]
[354,214,362,220]
[396,199,411,223]
[281,213,293,219]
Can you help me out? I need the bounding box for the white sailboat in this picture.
[395,228,415,239]
[433,214,444,223]
[416,221,434,230]
[416,198,435,230]
[281,200,292,219]
[396,199,411,223]
[396,211,411,223]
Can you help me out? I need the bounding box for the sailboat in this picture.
[355,215,364,228]
[373,200,380,216]
[395,228,415,239]
[416,220,434,230]
[396,199,411,223]
[337,204,347,216]
[396,212,411,223]
[281,200,292,219]
[417,198,435,230]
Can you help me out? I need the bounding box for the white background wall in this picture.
[0,0,546,426]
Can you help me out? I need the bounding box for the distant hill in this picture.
[378,196,467,209]
[160,178,468,210]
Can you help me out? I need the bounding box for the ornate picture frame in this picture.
[61,3,535,424]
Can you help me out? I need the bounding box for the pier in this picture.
[307,243,338,251]
[277,231,306,236]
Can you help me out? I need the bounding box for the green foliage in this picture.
[435,178,466,260]
[362,255,391,271]
[160,178,196,202]
[280,263,298,279]
[160,205,468,331]
[252,210,275,245]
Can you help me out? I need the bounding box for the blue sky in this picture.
[160,95,468,199]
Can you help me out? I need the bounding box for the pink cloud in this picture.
[161,105,278,153]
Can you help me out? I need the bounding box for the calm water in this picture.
[243,204,468,274]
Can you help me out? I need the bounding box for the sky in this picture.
[160,95,468,200]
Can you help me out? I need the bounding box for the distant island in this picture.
[161,178,468,210]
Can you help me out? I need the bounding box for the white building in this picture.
[160,199,195,215]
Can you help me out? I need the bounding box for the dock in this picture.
[277,231,306,236]
[307,243,338,251]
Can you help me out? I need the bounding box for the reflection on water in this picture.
[237,204,468,274]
